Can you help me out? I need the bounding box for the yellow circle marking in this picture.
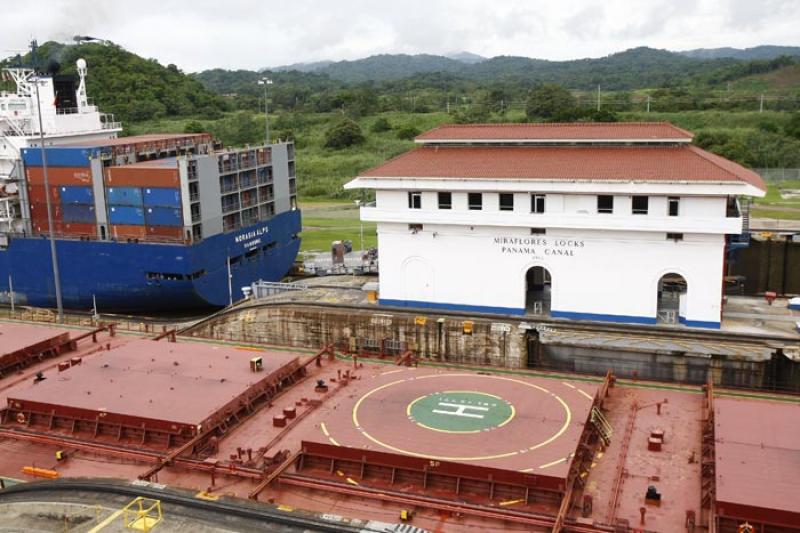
[405,390,517,434]
[351,373,572,462]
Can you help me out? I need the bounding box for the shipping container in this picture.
[27,184,60,204]
[29,201,63,223]
[58,186,94,205]
[105,166,180,188]
[26,166,92,186]
[146,225,184,240]
[22,146,94,167]
[110,224,147,240]
[142,187,181,208]
[108,205,145,225]
[61,222,96,237]
[62,204,96,224]
[106,187,144,206]
[144,206,182,227]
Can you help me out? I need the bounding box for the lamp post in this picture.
[257,78,273,145]
[33,76,64,322]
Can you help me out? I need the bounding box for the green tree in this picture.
[183,120,205,133]
[324,119,365,149]
[371,117,392,132]
[785,113,800,140]
[525,84,579,121]
[395,125,420,140]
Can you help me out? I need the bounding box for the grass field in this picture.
[298,200,377,253]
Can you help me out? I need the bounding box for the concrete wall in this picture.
[185,303,791,390]
[376,223,726,327]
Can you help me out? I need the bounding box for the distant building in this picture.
[345,122,766,329]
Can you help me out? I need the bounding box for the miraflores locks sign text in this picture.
[493,236,585,258]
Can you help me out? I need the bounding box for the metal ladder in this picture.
[591,407,613,445]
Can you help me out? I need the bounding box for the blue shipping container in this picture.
[108,206,145,225]
[63,204,96,223]
[59,186,94,205]
[106,187,143,206]
[145,207,182,227]
[143,188,181,208]
[22,147,93,168]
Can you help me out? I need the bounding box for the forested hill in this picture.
[257,47,737,88]
[679,45,800,60]
[0,41,226,124]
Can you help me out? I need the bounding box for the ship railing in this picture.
[248,280,307,300]
[7,231,192,245]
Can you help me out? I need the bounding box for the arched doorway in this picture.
[657,273,687,324]
[525,266,552,315]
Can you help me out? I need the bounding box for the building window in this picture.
[666,232,684,241]
[499,193,514,211]
[531,194,546,214]
[632,196,649,215]
[597,195,614,214]
[438,192,452,210]
[468,193,482,210]
[668,196,680,217]
[530,227,546,235]
[408,191,422,209]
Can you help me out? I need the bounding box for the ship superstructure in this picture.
[0,53,300,312]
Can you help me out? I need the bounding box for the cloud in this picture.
[1,0,798,71]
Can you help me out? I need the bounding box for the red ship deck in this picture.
[315,368,598,480]
[1,321,799,533]
[5,339,301,446]
[714,396,800,530]
[0,323,71,376]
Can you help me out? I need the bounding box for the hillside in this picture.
[679,45,800,60]
[0,41,227,124]
[247,47,737,89]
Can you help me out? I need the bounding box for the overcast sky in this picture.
[4,0,799,72]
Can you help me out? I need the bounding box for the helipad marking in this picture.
[578,389,594,401]
[407,390,516,434]
[351,373,572,462]
[320,423,340,446]
[539,457,569,469]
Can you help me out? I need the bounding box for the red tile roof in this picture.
[359,145,766,191]
[415,122,693,142]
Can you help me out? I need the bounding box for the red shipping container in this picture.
[110,224,147,240]
[29,201,63,223]
[26,184,60,204]
[61,222,96,238]
[146,225,184,241]
[105,166,180,187]
[32,220,63,235]
[26,166,92,186]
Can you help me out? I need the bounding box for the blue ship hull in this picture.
[0,210,301,313]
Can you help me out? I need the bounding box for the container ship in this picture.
[0,57,300,312]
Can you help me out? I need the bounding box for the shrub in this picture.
[324,119,365,149]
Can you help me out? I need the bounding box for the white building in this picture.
[345,123,766,329]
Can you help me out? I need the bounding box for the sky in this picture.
[3,0,799,72]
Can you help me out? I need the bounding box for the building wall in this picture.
[376,222,725,327]
[272,143,291,214]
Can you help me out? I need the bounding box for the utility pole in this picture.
[646,95,651,113]
[34,77,64,322]
[759,94,764,113]
[257,78,273,144]
[597,85,601,112]
[8,275,14,313]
